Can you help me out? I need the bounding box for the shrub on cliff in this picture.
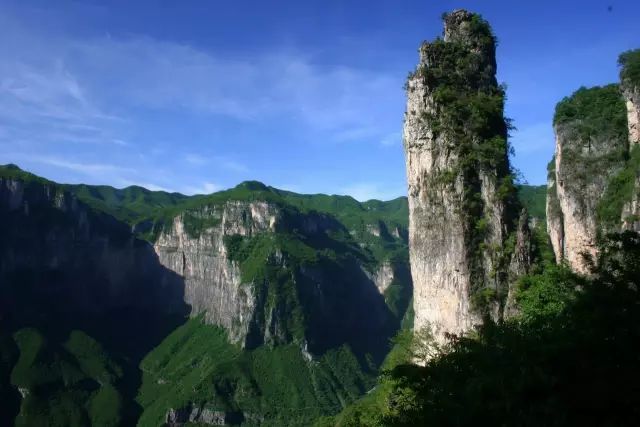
[619,49,640,88]
[376,232,640,426]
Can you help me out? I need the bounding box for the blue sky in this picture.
[0,0,638,200]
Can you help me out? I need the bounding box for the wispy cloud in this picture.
[183,182,221,195]
[215,157,248,173]
[0,5,404,192]
[184,153,209,165]
[30,155,135,176]
[380,131,401,147]
[60,35,402,144]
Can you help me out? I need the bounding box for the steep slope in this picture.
[403,10,529,342]
[0,165,412,426]
[0,165,189,425]
[545,46,640,275]
[618,49,640,231]
[620,49,640,147]
[547,85,628,272]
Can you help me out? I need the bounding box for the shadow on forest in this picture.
[0,203,189,425]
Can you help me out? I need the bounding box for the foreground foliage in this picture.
[389,233,640,426]
[333,232,640,426]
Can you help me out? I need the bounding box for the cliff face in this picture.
[621,176,640,232]
[403,10,526,341]
[624,87,640,146]
[620,51,640,231]
[547,85,629,272]
[153,201,277,346]
[0,167,413,425]
[621,51,640,147]
[1,166,411,360]
[546,158,564,261]
[153,198,408,355]
[0,175,187,316]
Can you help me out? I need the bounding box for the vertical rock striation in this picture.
[153,201,279,347]
[620,50,640,231]
[547,85,628,272]
[403,10,525,342]
[546,157,565,261]
[152,198,409,354]
[620,50,640,147]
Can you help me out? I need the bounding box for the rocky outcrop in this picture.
[403,10,526,342]
[165,405,232,426]
[621,53,640,146]
[546,158,565,263]
[16,387,29,399]
[620,53,640,231]
[153,200,409,354]
[505,210,533,318]
[624,88,639,146]
[153,201,278,346]
[546,85,628,273]
[1,167,412,367]
[363,261,395,294]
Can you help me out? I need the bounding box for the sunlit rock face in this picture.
[153,199,410,353]
[403,10,528,344]
[546,84,628,273]
[153,201,278,347]
[621,65,640,231]
[622,80,640,147]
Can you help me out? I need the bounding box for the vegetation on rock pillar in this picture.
[410,10,522,314]
[619,49,640,88]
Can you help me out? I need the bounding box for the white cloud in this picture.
[14,31,403,145]
[0,58,127,151]
[0,6,405,193]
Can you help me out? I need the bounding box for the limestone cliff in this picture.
[153,201,277,346]
[403,10,526,342]
[620,49,640,147]
[1,167,412,360]
[620,50,640,231]
[0,167,413,426]
[546,158,564,261]
[152,197,408,354]
[546,85,628,272]
[505,209,533,318]
[0,173,187,316]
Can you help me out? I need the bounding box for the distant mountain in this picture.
[0,164,412,426]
